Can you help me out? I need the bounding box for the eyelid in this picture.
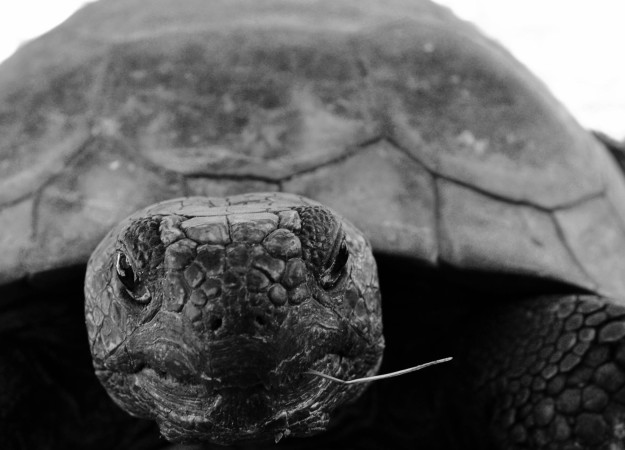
[320,239,349,289]
[116,252,128,275]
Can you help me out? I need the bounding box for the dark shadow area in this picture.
[0,265,163,450]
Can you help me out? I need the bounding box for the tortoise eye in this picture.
[116,251,136,292]
[320,239,349,289]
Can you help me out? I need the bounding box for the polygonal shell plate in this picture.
[2,0,625,298]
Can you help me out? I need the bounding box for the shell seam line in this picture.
[185,172,283,184]
[548,214,601,295]
[385,134,607,213]
[180,134,383,183]
[280,134,384,182]
[603,190,625,243]
[0,132,93,210]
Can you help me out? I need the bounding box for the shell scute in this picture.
[1,0,625,298]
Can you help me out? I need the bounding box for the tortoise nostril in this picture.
[209,316,223,331]
[255,315,266,327]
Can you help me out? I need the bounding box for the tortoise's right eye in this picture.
[115,252,136,292]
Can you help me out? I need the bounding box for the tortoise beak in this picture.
[103,311,285,389]
[198,337,278,388]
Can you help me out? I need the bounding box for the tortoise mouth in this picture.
[136,365,272,395]
[97,353,346,443]
[129,352,343,395]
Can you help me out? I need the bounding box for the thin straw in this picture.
[305,357,453,385]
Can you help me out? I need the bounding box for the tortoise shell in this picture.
[1,0,625,298]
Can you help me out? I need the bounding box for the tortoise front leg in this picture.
[466,294,625,449]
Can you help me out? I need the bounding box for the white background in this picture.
[1,0,623,139]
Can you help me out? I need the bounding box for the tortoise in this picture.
[3,0,625,449]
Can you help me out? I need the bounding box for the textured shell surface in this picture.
[1,0,625,299]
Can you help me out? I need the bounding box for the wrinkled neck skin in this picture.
[84,193,384,445]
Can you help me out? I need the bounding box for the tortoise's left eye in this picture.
[320,239,349,289]
[116,252,136,292]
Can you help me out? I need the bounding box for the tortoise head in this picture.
[84,193,383,444]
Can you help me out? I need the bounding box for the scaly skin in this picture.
[461,294,625,449]
[84,193,383,445]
